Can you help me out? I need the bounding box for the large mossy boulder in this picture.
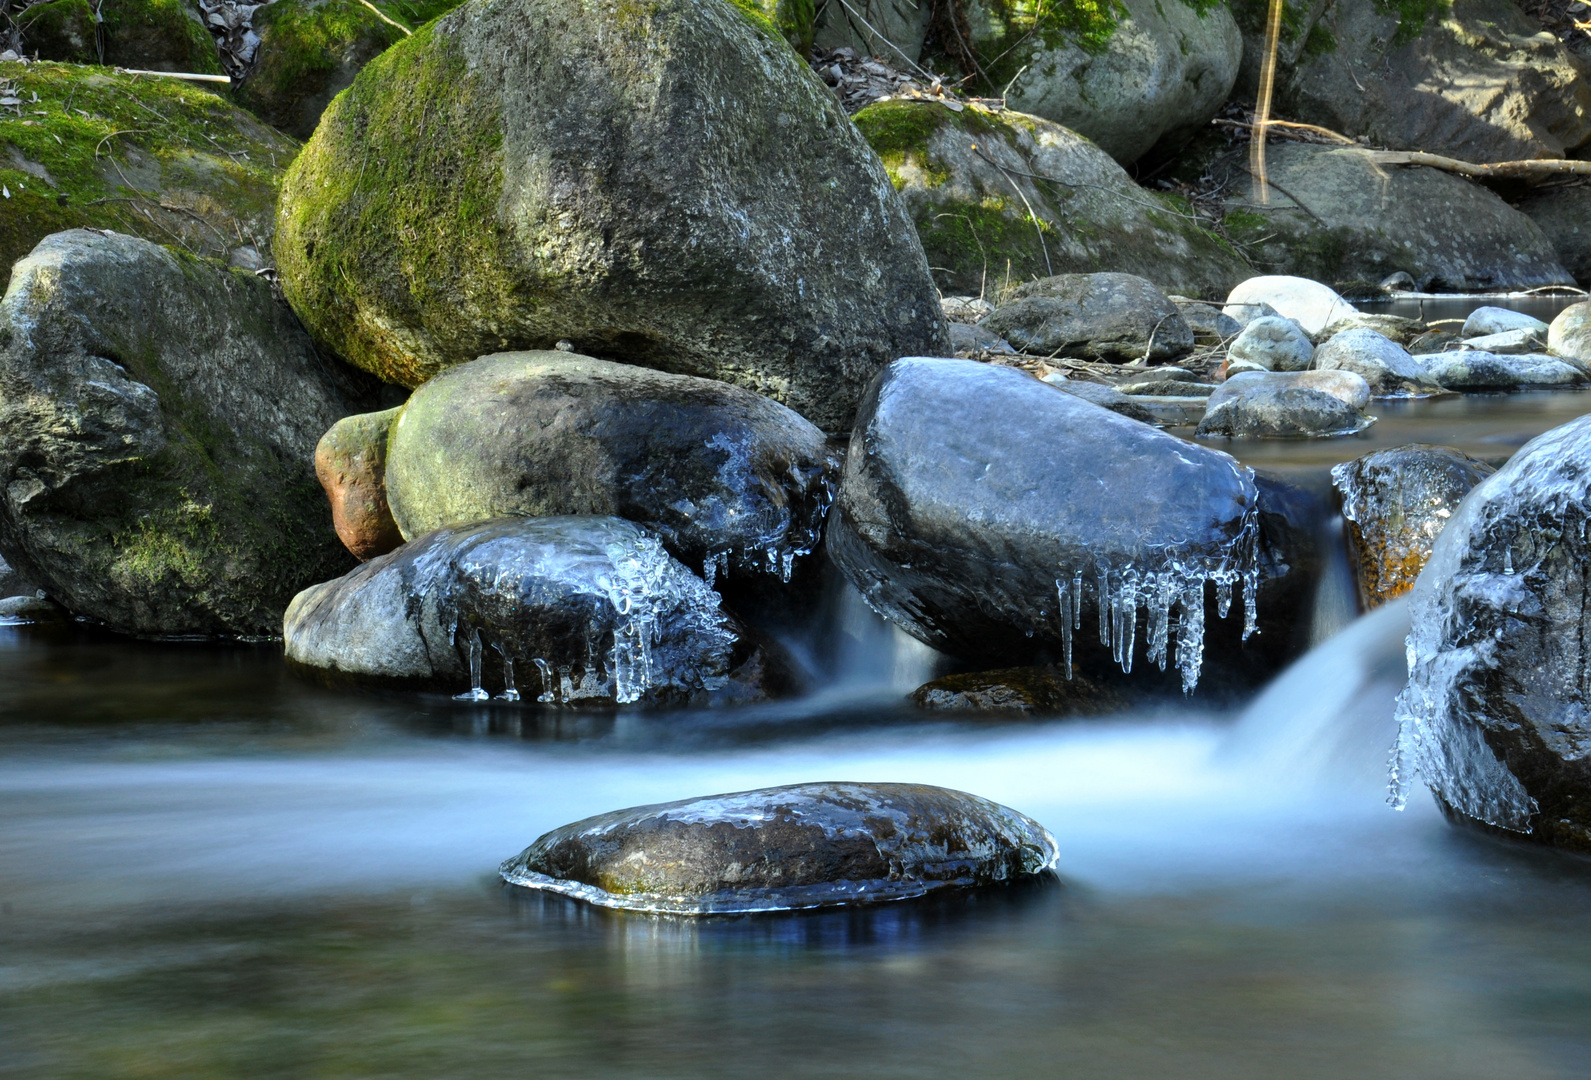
[959,0,1242,166]
[0,230,375,636]
[500,782,1058,912]
[22,0,222,71]
[383,351,837,583]
[284,515,783,704]
[234,0,466,140]
[1240,0,1591,164]
[828,357,1261,692]
[852,100,1249,300]
[275,0,947,433]
[1393,415,1591,853]
[0,61,294,290]
[1214,143,1573,291]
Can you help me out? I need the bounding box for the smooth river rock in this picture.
[499,782,1059,913]
[274,0,948,432]
[1226,315,1314,372]
[1547,302,1591,369]
[828,358,1259,692]
[1415,351,1586,391]
[1313,329,1444,397]
[1331,444,1494,610]
[284,515,776,704]
[983,273,1194,362]
[1463,307,1549,339]
[382,351,836,583]
[1393,415,1591,854]
[1196,381,1372,440]
[0,230,371,637]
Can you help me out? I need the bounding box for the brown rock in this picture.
[1331,444,1495,608]
[315,407,402,561]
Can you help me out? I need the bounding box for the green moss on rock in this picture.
[17,0,98,63]
[0,61,296,290]
[853,98,1249,299]
[99,0,223,73]
[729,0,814,52]
[233,0,468,140]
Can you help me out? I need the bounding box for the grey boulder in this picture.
[1322,313,1426,347]
[1226,315,1314,372]
[500,782,1058,913]
[284,515,772,704]
[1208,370,1372,412]
[382,352,837,584]
[1215,143,1573,291]
[1226,276,1354,337]
[1196,381,1373,439]
[1393,414,1591,854]
[829,357,1260,691]
[1415,351,1586,390]
[1170,297,1244,344]
[1314,328,1445,397]
[1460,329,1546,354]
[994,0,1243,165]
[1463,306,1549,338]
[0,230,370,637]
[274,0,948,432]
[983,273,1194,362]
[1041,376,1156,424]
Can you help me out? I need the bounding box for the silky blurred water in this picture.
[2,605,1590,1080]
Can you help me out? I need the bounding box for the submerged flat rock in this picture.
[500,782,1058,914]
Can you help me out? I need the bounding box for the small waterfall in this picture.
[1307,515,1360,647]
[1222,597,1411,790]
[831,582,940,694]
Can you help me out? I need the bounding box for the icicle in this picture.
[495,645,520,702]
[781,550,795,583]
[1216,578,1232,619]
[533,658,555,704]
[453,628,488,702]
[1055,576,1074,680]
[1175,581,1205,694]
[1096,564,1111,648]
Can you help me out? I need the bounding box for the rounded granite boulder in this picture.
[274,0,948,431]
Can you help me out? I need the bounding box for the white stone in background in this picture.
[1225,276,1356,337]
[1226,315,1314,372]
[1460,328,1545,354]
[1462,306,1549,338]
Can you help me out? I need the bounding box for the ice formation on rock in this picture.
[1390,415,1591,845]
[283,517,739,705]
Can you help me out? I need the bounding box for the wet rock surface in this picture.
[1208,370,1373,412]
[1547,301,1591,367]
[274,0,947,432]
[0,230,372,637]
[983,273,1194,362]
[829,358,1259,691]
[1463,307,1550,338]
[910,666,1130,716]
[1314,329,1444,397]
[284,515,776,704]
[850,101,1249,301]
[1332,444,1495,610]
[1393,415,1591,854]
[1215,144,1573,292]
[499,781,1059,913]
[383,351,837,583]
[316,407,404,562]
[1041,376,1157,423]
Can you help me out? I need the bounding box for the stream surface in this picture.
[5,298,1591,1078]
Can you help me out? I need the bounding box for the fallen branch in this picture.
[117,68,230,85]
[357,0,411,36]
[1368,150,1591,182]
[1213,118,1358,145]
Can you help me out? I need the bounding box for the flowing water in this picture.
[5,298,1591,1077]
